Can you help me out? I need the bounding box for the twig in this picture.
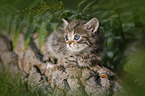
[113,0,125,40]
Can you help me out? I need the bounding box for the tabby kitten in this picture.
[47,18,104,68]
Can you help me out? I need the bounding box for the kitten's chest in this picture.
[63,51,88,61]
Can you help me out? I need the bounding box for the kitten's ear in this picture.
[62,18,69,28]
[84,18,99,34]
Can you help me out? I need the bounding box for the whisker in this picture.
[61,47,67,53]
[58,46,65,52]
[61,46,66,51]
[58,46,67,54]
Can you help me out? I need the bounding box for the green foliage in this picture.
[24,21,35,50]
[82,0,95,14]
[5,15,12,34]
[0,0,64,50]
[0,64,36,96]
[0,0,145,95]
[0,16,3,34]
[124,46,145,76]
[0,0,144,69]
[78,0,87,13]
[39,22,47,52]
[79,0,145,70]
[123,37,145,88]
[10,16,18,35]
[12,16,26,49]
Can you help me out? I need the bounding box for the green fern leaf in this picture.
[13,17,27,49]
[39,22,47,52]
[5,15,12,34]
[78,0,87,13]
[10,16,18,35]
[124,48,145,75]
[24,20,35,50]
[0,16,3,34]
[24,38,30,51]
[82,0,95,14]
[13,28,20,50]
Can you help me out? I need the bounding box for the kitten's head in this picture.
[63,18,100,53]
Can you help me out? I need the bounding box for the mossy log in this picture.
[0,33,127,96]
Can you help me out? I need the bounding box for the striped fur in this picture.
[47,18,104,68]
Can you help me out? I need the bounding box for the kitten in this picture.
[46,18,104,68]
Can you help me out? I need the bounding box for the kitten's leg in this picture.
[62,55,93,68]
[62,55,78,68]
[43,53,57,64]
[77,54,101,67]
[43,53,50,61]
[77,58,92,67]
[46,61,59,70]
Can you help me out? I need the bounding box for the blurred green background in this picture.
[0,0,145,95]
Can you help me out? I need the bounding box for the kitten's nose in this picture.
[68,41,72,45]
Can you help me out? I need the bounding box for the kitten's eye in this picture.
[74,35,80,40]
[65,35,68,41]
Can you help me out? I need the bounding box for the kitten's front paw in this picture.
[47,63,54,69]
[43,54,50,61]
[46,62,59,70]
[43,54,57,64]
[63,55,79,68]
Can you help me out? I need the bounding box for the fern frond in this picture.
[39,22,47,52]
[82,0,95,14]
[24,20,35,50]
[78,0,87,13]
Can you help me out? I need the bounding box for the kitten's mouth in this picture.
[67,43,87,52]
